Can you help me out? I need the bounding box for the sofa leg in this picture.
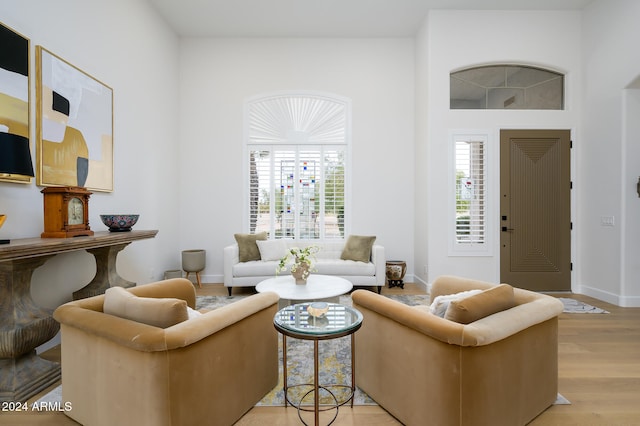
[227,287,232,296]
[377,286,382,294]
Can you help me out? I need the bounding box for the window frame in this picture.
[243,91,352,240]
[450,64,565,110]
[448,130,494,256]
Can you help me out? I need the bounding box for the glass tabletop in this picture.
[274,303,363,339]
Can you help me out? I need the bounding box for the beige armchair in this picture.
[53,278,279,426]
[351,275,564,426]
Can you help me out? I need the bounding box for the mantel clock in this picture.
[41,186,94,238]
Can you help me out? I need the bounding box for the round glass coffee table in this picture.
[257,275,353,308]
[273,302,363,426]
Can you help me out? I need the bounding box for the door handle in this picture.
[501,226,515,232]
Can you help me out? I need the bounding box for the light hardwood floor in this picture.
[5,283,639,425]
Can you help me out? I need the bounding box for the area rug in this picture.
[558,297,609,314]
[257,334,375,406]
[197,294,379,406]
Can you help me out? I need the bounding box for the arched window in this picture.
[450,65,564,110]
[245,92,351,240]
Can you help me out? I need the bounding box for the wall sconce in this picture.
[0,135,35,179]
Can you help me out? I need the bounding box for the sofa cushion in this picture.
[235,232,268,262]
[429,289,482,317]
[315,259,376,276]
[233,260,279,277]
[444,283,516,324]
[256,239,288,261]
[104,286,188,328]
[341,235,376,262]
[232,258,376,277]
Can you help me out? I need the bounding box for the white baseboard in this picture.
[411,275,430,293]
[578,284,640,307]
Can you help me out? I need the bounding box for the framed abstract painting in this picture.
[0,22,31,184]
[36,46,113,192]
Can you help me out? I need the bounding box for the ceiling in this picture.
[147,0,593,38]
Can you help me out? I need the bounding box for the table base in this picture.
[282,334,356,426]
[291,383,359,426]
[0,353,60,403]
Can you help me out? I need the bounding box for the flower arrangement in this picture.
[276,245,320,282]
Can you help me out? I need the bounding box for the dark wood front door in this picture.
[500,129,571,291]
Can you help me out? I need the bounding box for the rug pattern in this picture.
[198,294,378,406]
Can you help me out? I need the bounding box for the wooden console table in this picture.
[0,230,158,402]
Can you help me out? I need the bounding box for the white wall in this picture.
[581,0,640,306]
[421,11,582,285]
[178,38,416,283]
[0,0,181,318]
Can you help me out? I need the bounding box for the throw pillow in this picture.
[256,239,288,261]
[187,306,203,319]
[429,289,482,318]
[444,283,516,324]
[340,235,376,262]
[234,232,268,262]
[103,286,189,328]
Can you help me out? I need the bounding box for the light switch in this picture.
[600,216,615,226]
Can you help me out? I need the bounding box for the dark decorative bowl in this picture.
[100,214,139,232]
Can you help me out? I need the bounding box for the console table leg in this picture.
[0,258,61,402]
[73,243,135,299]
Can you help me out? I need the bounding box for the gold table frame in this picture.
[273,303,363,426]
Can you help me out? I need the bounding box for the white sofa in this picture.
[224,240,385,296]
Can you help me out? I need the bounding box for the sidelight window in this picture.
[450,133,491,255]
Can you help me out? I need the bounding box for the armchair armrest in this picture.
[164,291,279,348]
[371,244,385,285]
[224,244,240,286]
[54,289,280,352]
[351,288,563,347]
[352,289,465,344]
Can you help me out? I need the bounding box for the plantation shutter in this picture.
[323,149,345,239]
[455,139,486,245]
[249,147,345,239]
